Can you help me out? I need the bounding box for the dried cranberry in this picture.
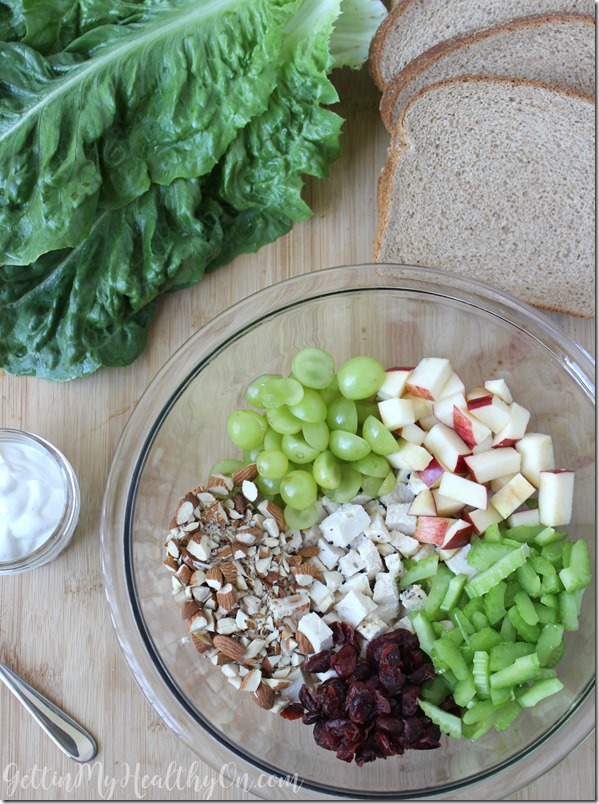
[316,678,347,718]
[373,730,396,757]
[348,656,370,682]
[345,685,376,724]
[373,689,391,715]
[331,621,358,648]
[400,686,421,716]
[305,649,333,673]
[302,711,321,725]
[376,716,405,736]
[299,684,320,713]
[408,662,436,685]
[402,716,424,745]
[313,720,342,752]
[330,642,358,678]
[326,718,361,742]
[280,702,304,720]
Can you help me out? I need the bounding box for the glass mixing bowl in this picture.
[101,264,595,799]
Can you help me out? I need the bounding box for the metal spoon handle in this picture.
[0,660,97,762]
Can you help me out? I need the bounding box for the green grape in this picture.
[378,470,397,496]
[291,347,336,389]
[263,427,284,451]
[337,356,385,400]
[326,465,362,503]
[329,430,371,461]
[256,449,289,480]
[266,406,303,435]
[355,400,379,425]
[284,503,320,530]
[289,388,327,423]
[261,377,304,408]
[280,470,318,509]
[361,475,383,498]
[244,373,282,408]
[320,376,340,405]
[362,415,399,456]
[256,475,283,497]
[302,421,329,452]
[227,410,268,450]
[327,397,358,433]
[313,450,342,490]
[209,458,245,477]
[281,434,320,465]
[351,452,390,478]
[243,446,263,464]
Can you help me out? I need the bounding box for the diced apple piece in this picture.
[405,394,434,421]
[453,406,492,449]
[424,423,471,472]
[466,386,489,402]
[492,402,531,447]
[387,439,432,471]
[490,473,536,519]
[438,371,466,400]
[432,489,465,517]
[441,519,474,549]
[515,433,555,486]
[471,434,493,454]
[433,393,467,427]
[406,357,453,400]
[538,470,575,526]
[438,546,460,561]
[378,397,416,430]
[408,489,437,516]
[416,456,445,488]
[484,378,513,404]
[419,413,439,431]
[490,472,518,492]
[465,505,504,535]
[507,507,540,528]
[414,516,455,545]
[464,447,521,484]
[400,422,426,445]
[438,472,488,510]
[467,392,512,433]
[377,368,412,400]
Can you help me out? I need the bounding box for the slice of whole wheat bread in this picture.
[369,0,596,89]
[373,76,595,317]
[380,14,595,130]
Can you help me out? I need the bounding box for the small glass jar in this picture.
[0,429,80,575]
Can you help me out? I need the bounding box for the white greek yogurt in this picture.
[0,439,67,563]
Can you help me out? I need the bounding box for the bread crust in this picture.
[373,75,595,318]
[379,13,596,131]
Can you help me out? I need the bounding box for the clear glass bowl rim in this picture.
[101,263,595,800]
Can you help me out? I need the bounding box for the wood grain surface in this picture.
[0,66,595,802]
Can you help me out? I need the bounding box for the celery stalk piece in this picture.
[418,699,462,739]
[559,540,592,593]
[489,652,540,689]
[464,545,529,599]
[472,650,491,698]
[432,637,470,681]
[516,678,564,708]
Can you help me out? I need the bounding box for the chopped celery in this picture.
[432,637,470,681]
[462,699,495,724]
[533,600,558,624]
[472,650,491,698]
[467,537,515,571]
[536,624,565,666]
[468,626,502,653]
[559,591,580,631]
[489,652,540,689]
[440,573,468,612]
[493,701,522,731]
[449,609,475,640]
[410,610,436,656]
[500,614,518,642]
[534,526,566,546]
[420,676,451,705]
[515,561,541,598]
[470,610,490,631]
[559,541,591,593]
[507,606,542,643]
[424,563,453,619]
[418,699,462,739]
[490,685,514,708]
[489,641,536,672]
[541,541,565,567]
[453,672,476,708]
[484,581,507,625]
[398,554,439,589]
[514,590,539,626]
[516,677,564,708]
[506,524,546,543]
[464,545,529,599]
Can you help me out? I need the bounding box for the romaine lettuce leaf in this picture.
[0,0,298,265]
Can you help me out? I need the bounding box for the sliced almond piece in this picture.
[232,464,259,486]
[212,635,246,663]
[250,682,275,710]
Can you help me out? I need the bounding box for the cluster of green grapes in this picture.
[213,348,400,529]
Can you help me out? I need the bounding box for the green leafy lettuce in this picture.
[0,0,386,380]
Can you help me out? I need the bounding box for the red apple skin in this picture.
[452,406,479,448]
[406,382,435,401]
[417,457,445,488]
[454,454,471,475]
[441,523,474,549]
[386,366,414,372]
[414,516,451,545]
[493,437,519,448]
[467,394,493,411]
